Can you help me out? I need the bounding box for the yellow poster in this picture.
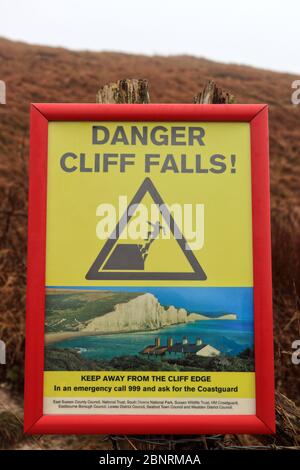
[44,121,255,416]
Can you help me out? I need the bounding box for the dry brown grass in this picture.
[271,204,300,402]
[0,37,300,448]
[0,411,23,449]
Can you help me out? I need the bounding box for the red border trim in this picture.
[32,103,264,122]
[25,106,48,431]
[24,104,275,434]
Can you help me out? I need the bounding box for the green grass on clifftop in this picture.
[45,290,144,333]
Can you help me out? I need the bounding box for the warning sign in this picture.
[46,121,253,288]
[86,177,207,281]
[25,104,275,435]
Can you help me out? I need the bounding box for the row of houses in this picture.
[139,336,220,360]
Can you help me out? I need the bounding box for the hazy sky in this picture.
[1,0,299,74]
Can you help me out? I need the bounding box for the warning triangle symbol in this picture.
[86,177,207,281]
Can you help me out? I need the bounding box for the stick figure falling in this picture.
[140,220,166,262]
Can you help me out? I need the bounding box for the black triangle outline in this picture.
[86,177,207,281]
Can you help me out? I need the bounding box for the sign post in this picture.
[25,103,274,434]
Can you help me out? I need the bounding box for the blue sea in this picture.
[47,286,254,359]
[51,319,253,359]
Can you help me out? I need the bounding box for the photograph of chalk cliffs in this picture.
[44,288,254,373]
[0,0,300,456]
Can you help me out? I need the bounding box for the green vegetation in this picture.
[45,349,177,371]
[168,349,254,372]
[46,293,85,313]
[45,348,254,372]
[44,348,101,371]
[45,290,143,332]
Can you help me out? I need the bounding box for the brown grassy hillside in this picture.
[0,37,300,405]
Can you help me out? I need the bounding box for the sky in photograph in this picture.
[1,0,299,74]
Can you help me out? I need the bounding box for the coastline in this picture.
[45,326,165,345]
[45,331,91,345]
[45,315,237,346]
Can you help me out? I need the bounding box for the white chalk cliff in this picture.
[80,293,235,334]
[188,312,237,321]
